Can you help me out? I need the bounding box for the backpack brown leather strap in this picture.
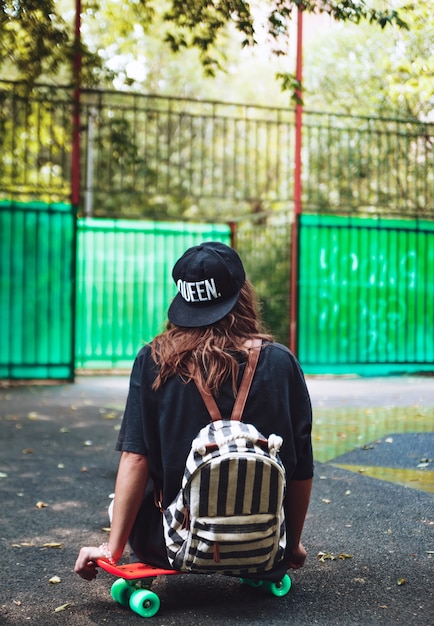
[231,338,261,421]
[192,377,222,422]
[188,339,262,422]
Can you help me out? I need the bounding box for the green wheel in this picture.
[129,588,160,618]
[111,578,133,607]
[240,578,263,588]
[262,574,292,597]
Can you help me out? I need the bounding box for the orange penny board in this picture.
[96,559,182,580]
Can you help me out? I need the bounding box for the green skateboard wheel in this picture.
[262,574,292,597]
[111,578,133,606]
[129,588,161,618]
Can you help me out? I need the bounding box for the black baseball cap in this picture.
[168,241,246,327]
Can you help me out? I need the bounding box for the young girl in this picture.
[75,241,313,581]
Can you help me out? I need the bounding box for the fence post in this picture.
[229,221,237,249]
[71,0,81,210]
[69,0,82,381]
[289,6,303,355]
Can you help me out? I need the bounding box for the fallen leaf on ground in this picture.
[49,576,61,584]
[101,411,118,419]
[397,578,407,586]
[317,551,353,562]
[54,603,74,612]
[35,501,49,509]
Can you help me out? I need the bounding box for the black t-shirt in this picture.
[116,340,313,573]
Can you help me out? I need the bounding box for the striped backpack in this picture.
[162,340,287,575]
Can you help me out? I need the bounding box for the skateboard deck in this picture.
[96,559,182,580]
[96,558,291,618]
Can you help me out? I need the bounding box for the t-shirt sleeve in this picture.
[115,351,148,456]
[289,354,314,480]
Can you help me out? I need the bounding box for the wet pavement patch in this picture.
[312,405,434,463]
[330,432,433,470]
[329,432,434,494]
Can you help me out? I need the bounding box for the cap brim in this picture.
[168,291,240,328]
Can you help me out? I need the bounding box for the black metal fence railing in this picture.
[0,82,72,204]
[1,81,432,220]
[303,111,433,218]
[79,89,294,219]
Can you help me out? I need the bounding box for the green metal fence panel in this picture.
[0,200,76,379]
[298,214,434,375]
[75,219,231,369]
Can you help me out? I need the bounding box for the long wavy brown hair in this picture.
[151,280,272,395]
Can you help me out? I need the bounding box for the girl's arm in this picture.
[74,451,149,580]
[285,477,313,569]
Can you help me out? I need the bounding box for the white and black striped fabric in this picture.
[163,419,286,575]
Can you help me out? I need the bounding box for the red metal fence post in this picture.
[69,0,82,380]
[289,6,303,355]
[71,0,81,209]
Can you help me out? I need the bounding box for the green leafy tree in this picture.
[0,0,408,86]
[304,1,432,121]
[0,0,110,86]
[300,1,433,218]
[163,0,407,77]
[0,0,69,84]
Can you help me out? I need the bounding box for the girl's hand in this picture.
[74,546,104,580]
[287,542,307,569]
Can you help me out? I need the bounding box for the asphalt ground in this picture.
[0,376,433,626]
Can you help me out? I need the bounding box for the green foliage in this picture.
[237,217,292,344]
[0,0,107,86]
[0,0,70,84]
[304,1,433,121]
[163,1,408,67]
[0,0,409,86]
[163,0,256,74]
[276,72,303,105]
